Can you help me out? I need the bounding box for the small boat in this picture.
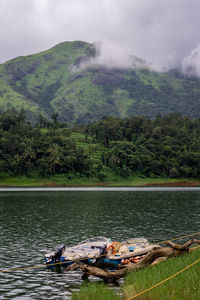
[45,236,160,268]
[44,236,111,266]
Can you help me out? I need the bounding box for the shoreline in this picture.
[1,176,200,188]
[1,177,200,191]
[1,187,200,191]
[72,247,200,300]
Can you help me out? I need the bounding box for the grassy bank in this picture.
[72,248,200,300]
[1,175,200,187]
[124,248,200,300]
[72,283,121,300]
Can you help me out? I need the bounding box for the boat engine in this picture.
[100,245,108,256]
[89,245,108,265]
[51,244,65,262]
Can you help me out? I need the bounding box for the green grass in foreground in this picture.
[124,248,200,300]
[0,175,200,187]
[72,282,121,300]
[72,248,200,300]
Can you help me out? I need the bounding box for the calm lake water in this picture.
[1,189,200,299]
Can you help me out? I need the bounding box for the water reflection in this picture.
[1,190,200,299]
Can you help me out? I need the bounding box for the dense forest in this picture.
[0,109,93,178]
[85,113,200,178]
[1,109,200,180]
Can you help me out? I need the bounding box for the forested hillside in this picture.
[1,110,200,180]
[84,113,200,178]
[1,41,200,124]
[0,110,94,178]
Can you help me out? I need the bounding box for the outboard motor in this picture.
[91,244,108,256]
[51,244,65,263]
[100,245,108,256]
[89,245,108,265]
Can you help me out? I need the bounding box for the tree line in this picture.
[1,110,200,179]
[84,114,200,178]
[0,109,92,178]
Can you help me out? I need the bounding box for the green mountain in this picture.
[1,40,200,124]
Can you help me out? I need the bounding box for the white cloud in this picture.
[182,44,200,77]
[0,0,200,73]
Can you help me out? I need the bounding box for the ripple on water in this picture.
[1,190,200,299]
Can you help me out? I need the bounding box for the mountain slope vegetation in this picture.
[1,110,200,180]
[1,41,200,124]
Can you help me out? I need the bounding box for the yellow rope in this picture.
[1,231,200,273]
[190,245,200,251]
[0,264,46,273]
[0,253,107,273]
[127,257,200,299]
[156,231,200,245]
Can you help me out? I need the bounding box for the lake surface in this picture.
[1,189,200,299]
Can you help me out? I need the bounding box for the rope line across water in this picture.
[0,253,107,273]
[156,231,200,245]
[1,231,200,273]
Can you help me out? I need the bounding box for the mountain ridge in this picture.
[0,40,200,124]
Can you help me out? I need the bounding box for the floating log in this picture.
[68,262,125,282]
[66,239,200,282]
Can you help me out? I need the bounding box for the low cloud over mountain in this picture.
[0,0,200,75]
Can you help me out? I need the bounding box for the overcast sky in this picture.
[1,0,200,73]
